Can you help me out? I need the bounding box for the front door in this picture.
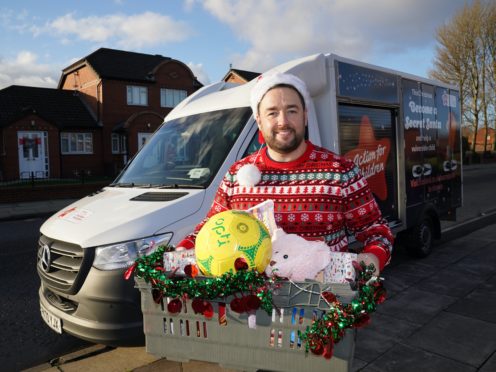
[18,131,49,179]
[138,132,153,151]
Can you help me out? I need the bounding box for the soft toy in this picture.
[265,228,331,281]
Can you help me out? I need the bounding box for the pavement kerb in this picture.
[439,208,496,243]
[22,345,114,372]
[0,199,78,222]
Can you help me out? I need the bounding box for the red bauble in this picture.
[167,298,182,313]
[192,298,206,314]
[322,291,337,303]
[243,294,261,311]
[203,302,214,319]
[230,298,245,313]
[184,264,199,278]
[310,339,324,355]
[234,257,249,271]
[323,341,334,359]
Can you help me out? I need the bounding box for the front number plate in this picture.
[40,303,62,334]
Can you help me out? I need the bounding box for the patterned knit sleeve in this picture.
[175,171,232,250]
[341,162,394,270]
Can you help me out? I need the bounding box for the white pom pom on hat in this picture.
[250,72,311,116]
[236,163,262,187]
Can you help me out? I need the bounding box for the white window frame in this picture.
[127,85,148,106]
[112,133,127,154]
[160,88,187,108]
[61,132,93,154]
[111,133,120,154]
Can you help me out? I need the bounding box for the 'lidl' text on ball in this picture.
[211,218,231,247]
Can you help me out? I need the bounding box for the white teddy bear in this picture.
[265,228,331,281]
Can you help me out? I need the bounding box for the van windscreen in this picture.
[114,107,251,188]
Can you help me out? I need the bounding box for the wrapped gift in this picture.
[246,200,278,236]
[323,252,357,283]
[163,249,197,275]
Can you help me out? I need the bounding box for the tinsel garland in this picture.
[128,246,386,359]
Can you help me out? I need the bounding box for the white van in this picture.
[37,53,462,345]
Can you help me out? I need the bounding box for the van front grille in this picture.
[37,235,93,294]
[45,289,78,313]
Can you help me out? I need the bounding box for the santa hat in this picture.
[250,72,311,116]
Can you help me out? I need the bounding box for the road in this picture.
[0,218,89,372]
[462,163,496,214]
[0,163,495,372]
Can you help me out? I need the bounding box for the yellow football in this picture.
[195,210,272,277]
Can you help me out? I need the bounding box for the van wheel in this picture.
[406,217,434,258]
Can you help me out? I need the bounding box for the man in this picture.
[177,72,393,274]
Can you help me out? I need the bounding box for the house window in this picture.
[112,133,127,154]
[112,134,120,153]
[127,85,148,106]
[61,133,93,154]
[160,88,187,108]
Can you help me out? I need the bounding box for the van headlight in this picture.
[93,233,173,270]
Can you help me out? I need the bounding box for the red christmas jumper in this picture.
[178,141,393,270]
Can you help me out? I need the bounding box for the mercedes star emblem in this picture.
[40,244,51,272]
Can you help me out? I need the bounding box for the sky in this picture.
[0,0,472,90]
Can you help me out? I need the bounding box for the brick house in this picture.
[0,86,99,180]
[462,126,496,153]
[0,47,202,180]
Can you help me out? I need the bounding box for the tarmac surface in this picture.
[3,164,495,372]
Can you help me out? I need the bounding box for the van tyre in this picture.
[406,217,434,258]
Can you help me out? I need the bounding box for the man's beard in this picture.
[265,127,305,154]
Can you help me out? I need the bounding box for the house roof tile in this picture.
[78,48,170,82]
[62,48,202,86]
[0,85,98,129]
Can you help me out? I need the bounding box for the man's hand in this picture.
[357,253,380,276]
